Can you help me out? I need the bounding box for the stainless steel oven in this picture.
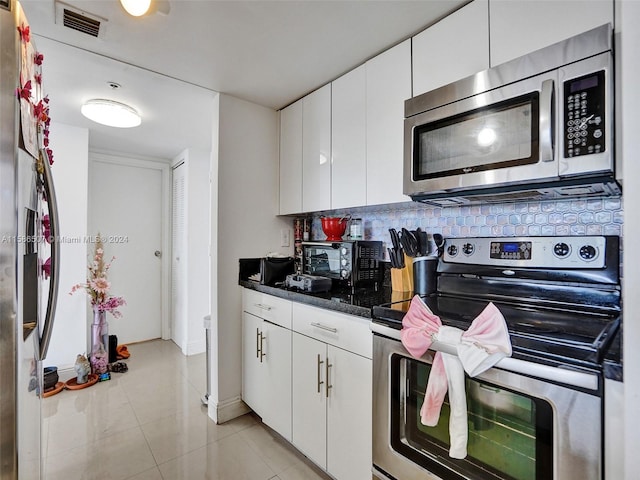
[371,236,621,480]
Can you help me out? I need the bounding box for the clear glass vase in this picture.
[90,306,109,374]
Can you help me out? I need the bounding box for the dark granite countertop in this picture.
[239,279,394,318]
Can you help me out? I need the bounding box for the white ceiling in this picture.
[21,0,467,159]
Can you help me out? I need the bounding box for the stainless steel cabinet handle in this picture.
[260,332,266,363]
[310,322,337,334]
[326,358,333,398]
[256,328,261,359]
[254,303,273,311]
[317,354,324,393]
[539,78,555,162]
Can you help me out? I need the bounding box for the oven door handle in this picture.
[370,323,599,391]
[432,339,599,391]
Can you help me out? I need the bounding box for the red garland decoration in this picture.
[15,79,32,100]
[17,24,30,43]
[15,38,55,164]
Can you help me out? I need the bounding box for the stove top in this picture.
[373,235,622,370]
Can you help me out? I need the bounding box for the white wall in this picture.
[618,1,640,477]
[172,146,213,356]
[45,122,88,370]
[209,94,291,423]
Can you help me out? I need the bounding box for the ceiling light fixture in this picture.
[81,99,142,128]
[119,0,151,17]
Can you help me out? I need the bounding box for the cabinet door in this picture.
[489,0,614,66]
[326,346,372,480]
[241,312,265,416]
[279,99,303,215]
[332,65,366,209]
[303,84,332,212]
[366,40,412,206]
[413,0,489,97]
[261,321,292,441]
[292,332,327,468]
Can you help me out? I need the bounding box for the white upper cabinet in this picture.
[366,39,412,206]
[413,0,489,97]
[489,0,614,67]
[331,65,367,209]
[279,100,303,215]
[303,84,332,212]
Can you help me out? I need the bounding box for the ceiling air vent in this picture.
[55,1,107,38]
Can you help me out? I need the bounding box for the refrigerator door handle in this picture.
[39,149,60,360]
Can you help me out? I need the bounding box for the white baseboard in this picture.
[207,396,250,424]
[185,338,206,356]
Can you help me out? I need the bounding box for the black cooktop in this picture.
[373,235,623,371]
[373,292,621,370]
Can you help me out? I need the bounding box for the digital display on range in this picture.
[490,241,532,260]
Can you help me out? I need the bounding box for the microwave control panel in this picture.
[563,70,605,158]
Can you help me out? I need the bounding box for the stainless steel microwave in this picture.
[404,24,620,206]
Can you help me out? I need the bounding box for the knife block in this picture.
[391,254,414,292]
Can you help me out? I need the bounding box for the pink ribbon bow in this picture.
[400,295,512,459]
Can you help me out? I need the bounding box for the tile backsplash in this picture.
[307,197,623,259]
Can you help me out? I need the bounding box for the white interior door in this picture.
[88,155,166,344]
[171,161,186,348]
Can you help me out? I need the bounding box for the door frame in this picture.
[170,152,187,350]
[89,150,171,340]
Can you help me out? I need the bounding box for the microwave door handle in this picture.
[539,79,555,162]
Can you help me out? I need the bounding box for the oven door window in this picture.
[413,92,539,180]
[303,245,341,278]
[390,354,553,480]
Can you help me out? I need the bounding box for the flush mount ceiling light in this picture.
[120,0,151,17]
[81,99,142,128]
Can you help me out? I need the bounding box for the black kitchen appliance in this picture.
[372,235,621,480]
[301,240,383,289]
[284,273,332,293]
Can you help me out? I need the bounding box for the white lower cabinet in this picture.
[292,303,372,480]
[292,332,328,466]
[242,290,372,480]
[242,290,292,441]
[325,344,372,480]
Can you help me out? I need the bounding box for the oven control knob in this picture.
[341,258,348,266]
[462,243,475,256]
[340,269,348,278]
[447,245,458,257]
[341,247,348,255]
[553,242,571,258]
[579,244,598,261]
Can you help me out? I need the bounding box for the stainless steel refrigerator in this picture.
[0,0,60,478]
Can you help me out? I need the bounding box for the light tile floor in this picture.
[43,339,332,480]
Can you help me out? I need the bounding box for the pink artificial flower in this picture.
[35,73,42,85]
[34,52,44,65]
[90,277,110,294]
